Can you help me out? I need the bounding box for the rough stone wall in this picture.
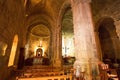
[92,0,120,59]
[92,0,120,39]
[0,0,26,79]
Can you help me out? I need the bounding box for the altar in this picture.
[33,57,50,65]
[33,57,43,65]
[25,44,50,65]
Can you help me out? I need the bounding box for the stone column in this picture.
[111,36,120,60]
[52,25,62,68]
[114,21,120,59]
[114,21,120,40]
[71,0,99,79]
[94,31,103,60]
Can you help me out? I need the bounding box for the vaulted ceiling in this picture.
[25,0,117,37]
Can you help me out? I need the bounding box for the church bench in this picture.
[17,71,65,78]
[23,66,61,72]
[23,71,64,77]
[16,75,72,80]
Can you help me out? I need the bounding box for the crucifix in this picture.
[62,32,69,56]
[63,46,69,56]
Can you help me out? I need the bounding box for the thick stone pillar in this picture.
[114,21,120,59]
[17,47,25,69]
[111,36,120,60]
[94,31,103,60]
[114,21,120,40]
[71,0,99,79]
[52,26,62,68]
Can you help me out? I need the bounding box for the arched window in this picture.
[8,34,18,67]
[0,41,8,56]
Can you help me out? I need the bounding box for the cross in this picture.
[63,46,69,55]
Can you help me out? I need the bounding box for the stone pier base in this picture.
[73,59,100,80]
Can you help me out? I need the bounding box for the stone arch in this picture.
[95,17,120,64]
[58,1,71,55]
[95,17,115,32]
[25,11,54,65]
[25,23,51,57]
[26,14,53,31]
[26,14,53,45]
[8,34,18,67]
[57,0,75,65]
[30,25,50,53]
[58,0,71,26]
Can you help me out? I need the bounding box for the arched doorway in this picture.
[25,24,51,65]
[62,8,75,65]
[97,17,120,66]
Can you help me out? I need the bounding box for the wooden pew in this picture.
[16,65,73,80]
[16,75,72,80]
[23,66,61,72]
[22,71,64,77]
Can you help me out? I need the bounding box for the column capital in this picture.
[71,0,91,4]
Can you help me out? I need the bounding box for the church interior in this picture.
[0,0,120,80]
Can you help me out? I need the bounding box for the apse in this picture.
[25,24,50,59]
